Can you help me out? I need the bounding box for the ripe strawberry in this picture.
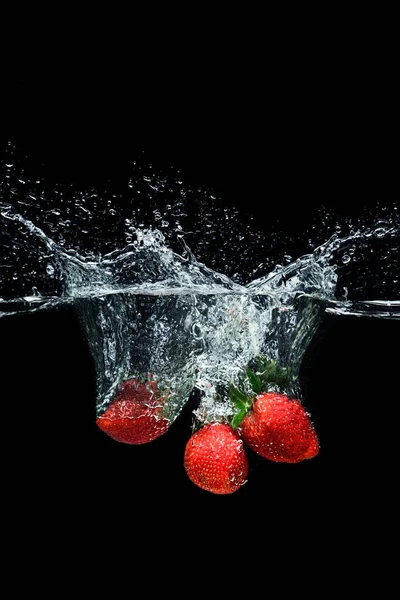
[238,392,319,463]
[96,377,170,444]
[184,423,248,495]
[229,356,319,463]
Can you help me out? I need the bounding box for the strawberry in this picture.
[229,356,319,463]
[184,423,248,495]
[238,392,319,463]
[96,376,170,444]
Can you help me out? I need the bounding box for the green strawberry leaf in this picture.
[228,383,253,429]
[255,354,270,373]
[231,408,248,430]
[253,356,293,390]
[228,383,251,410]
[245,368,262,394]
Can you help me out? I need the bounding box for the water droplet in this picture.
[109,208,116,215]
[46,264,55,276]
[375,227,386,238]
[128,179,133,188]
[341,254,351,264]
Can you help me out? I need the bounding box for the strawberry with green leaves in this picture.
[184,422,248,495]
[230,357,319,463]
[96,376,170,444]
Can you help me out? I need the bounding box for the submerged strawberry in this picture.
[184,423,248,495]
[230,356,319,463]
[238,392,319,463]
[96,377,170,444]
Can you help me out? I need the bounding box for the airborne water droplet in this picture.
[341,254,351,264]
[46,264,55,276]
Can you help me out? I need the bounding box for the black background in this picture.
[3,73,398,522]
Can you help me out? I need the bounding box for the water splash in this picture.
[1,142,399,430]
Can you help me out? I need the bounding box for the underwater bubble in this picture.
[375,227,387,238]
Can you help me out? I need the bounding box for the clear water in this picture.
[1,141,399,427]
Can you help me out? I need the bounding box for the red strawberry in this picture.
[184,423,248,495]
[238,392,319,463]
[229,356,319,463]
[96,377,170,444]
